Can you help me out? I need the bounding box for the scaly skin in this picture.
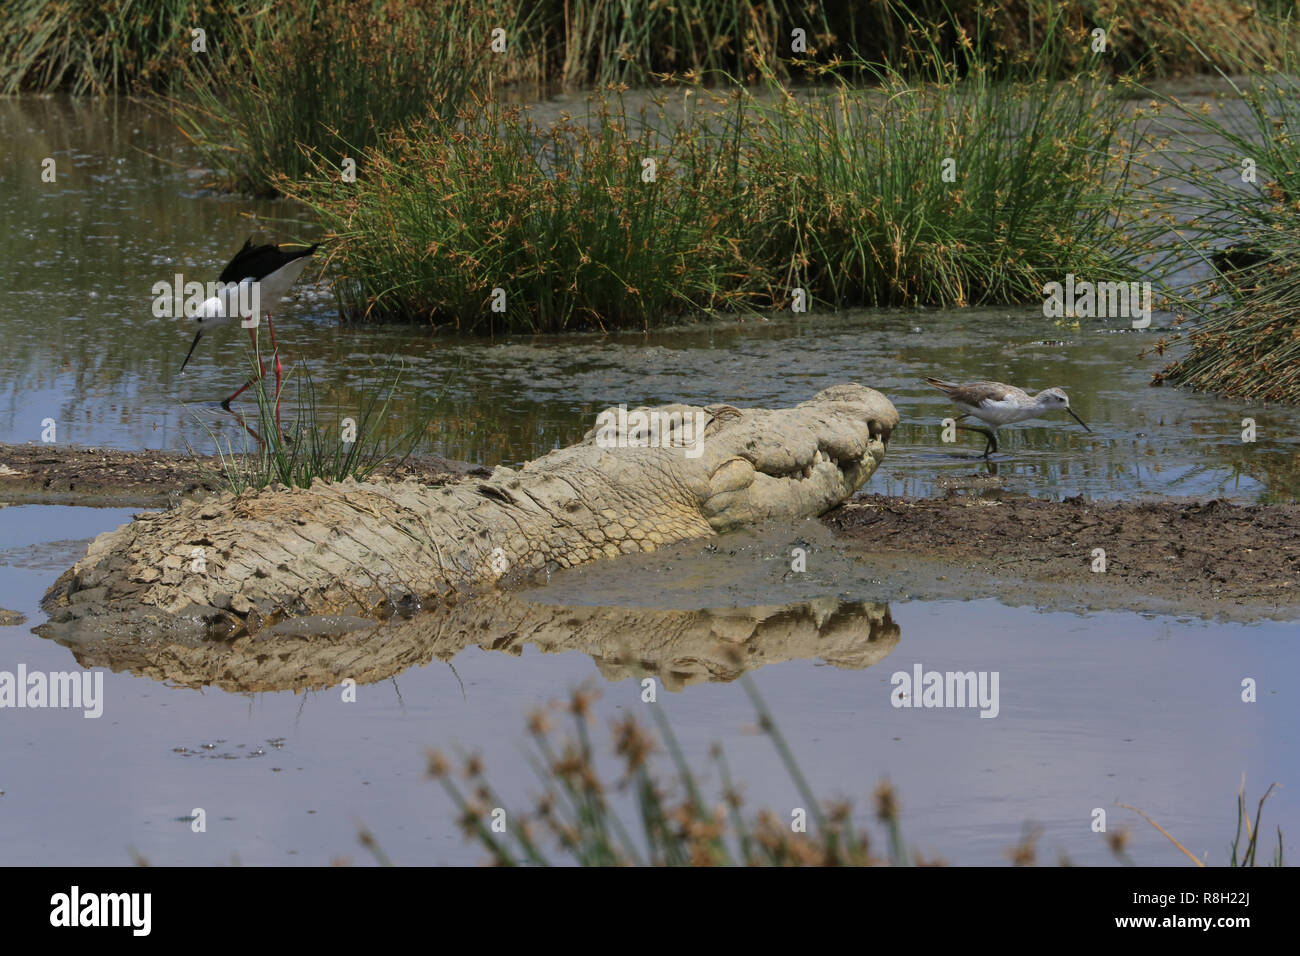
[40,384,897,640]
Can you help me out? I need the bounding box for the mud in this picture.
[825,493,1300,619]
[0,442,488,507]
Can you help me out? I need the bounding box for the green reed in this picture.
[286,14,1143,328]
[189,340,437,493]
[284,92,770,330]
[1137,16,1300,402]
[0,0,235,94]
[169,0,497,196]
[1160,244,1300,403]
[731,56,1143,308]
[7,1,1297,95]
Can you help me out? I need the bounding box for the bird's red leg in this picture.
[267,313,282,431]
[220,326,267,409]
[226,404,265,448]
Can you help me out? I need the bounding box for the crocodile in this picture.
[39,383,897,642]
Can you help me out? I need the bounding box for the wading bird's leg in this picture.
[220,326,267,409]
[266,313,282,431]
[955,424,998,457]
[224,404,265,449]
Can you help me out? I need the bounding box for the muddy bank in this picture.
[825,494,1300,620]
[0,442,488,507]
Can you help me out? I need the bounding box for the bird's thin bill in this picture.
[178,329,203,374]
[1066,407,1091,432]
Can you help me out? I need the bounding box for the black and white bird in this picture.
[178,237,320,418]
[926,377,1090,457]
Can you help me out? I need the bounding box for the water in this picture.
[1,98,1296,503]
[0,505,1294,865]
[0,95,1296,866]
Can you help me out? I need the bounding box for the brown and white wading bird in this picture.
[925,377,1091,457]
[178,237,320,427]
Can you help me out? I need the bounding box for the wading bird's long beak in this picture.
[1066,407,1091,432]
[179,329,203,375]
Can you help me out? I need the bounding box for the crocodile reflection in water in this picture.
[44,593,898,694]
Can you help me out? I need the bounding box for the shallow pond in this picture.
[0,94,1296,866]
[1,505,1296,865]
[1,97,1297,504]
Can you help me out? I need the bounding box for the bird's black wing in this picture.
[219,238,319,283]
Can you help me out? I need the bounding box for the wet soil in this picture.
[0,442,488,507]
[825,493,1300,619]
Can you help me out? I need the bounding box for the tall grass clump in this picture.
[1134,19,1300,401]
[0,0,241,94]
[497,0,1300,88]
[519,0,838,88]
[1031,1,1294,79]
[5,0,1297,95]
[171,0,500,196]
[285,96,770,330]
[190,346,434,494]
[1160,242,1300,403]
[286,11,1144,329]
[733,4,1148,308]
[733,57,1143,307]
